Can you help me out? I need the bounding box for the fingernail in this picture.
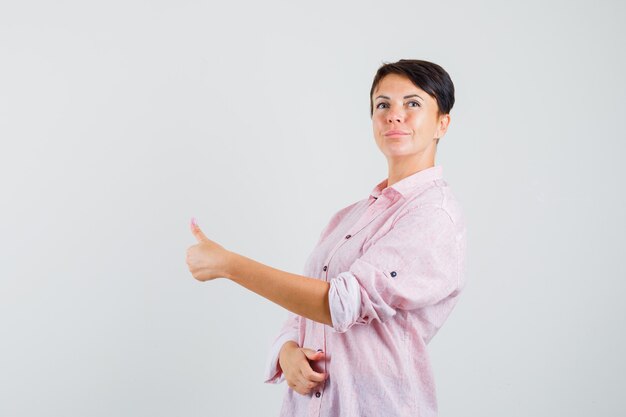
[191,217,198,227]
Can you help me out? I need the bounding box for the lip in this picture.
[384,130,410,137]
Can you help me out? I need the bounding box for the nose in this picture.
[386,107,404,123]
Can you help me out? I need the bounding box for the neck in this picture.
[385,154,435,188]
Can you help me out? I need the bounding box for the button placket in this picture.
[315,196,394,402]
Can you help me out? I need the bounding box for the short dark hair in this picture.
[369,59,455,118]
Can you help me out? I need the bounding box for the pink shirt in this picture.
[264,165,467,417]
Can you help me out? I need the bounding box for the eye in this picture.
[407,100,421,108]
[375,102,389,109]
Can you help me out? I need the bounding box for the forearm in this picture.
[224,252,332,326]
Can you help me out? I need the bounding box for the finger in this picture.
[296,373,313,391]
[300,361,326,383]
[190,217,208,242]
[303,369,326,383]
[302,378,320,391]
[296,372,317,394]
[288,375,307,395]
[302,349,325,360]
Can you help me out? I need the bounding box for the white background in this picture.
[1,1,625,416]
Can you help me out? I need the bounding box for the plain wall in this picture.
[1,0,625,416]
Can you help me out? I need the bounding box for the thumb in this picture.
[190,217,209,242]
[302,348,325,360]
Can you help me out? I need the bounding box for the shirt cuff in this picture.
[328,271,363,333]
[263,332,299,384]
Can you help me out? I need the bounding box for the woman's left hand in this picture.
[186,218,232,281]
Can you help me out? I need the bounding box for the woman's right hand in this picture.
[278,341,327,396]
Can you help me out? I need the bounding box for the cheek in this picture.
[408,116,430,133]
[373,114,387,128]
[371,118,382,132]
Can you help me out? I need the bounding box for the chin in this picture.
[384,153,415,160]
[384,148,421,158]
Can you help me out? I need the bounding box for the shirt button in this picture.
[315,391,321,398]
[390,271,397,277]
[345,234,352,239]
[323,266,327,271]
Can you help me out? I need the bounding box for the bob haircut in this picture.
[369,59,455,118]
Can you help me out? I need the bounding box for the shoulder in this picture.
[333,199,364,218]
[400,179,466,231]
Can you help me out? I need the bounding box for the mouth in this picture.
[384,130,410,138]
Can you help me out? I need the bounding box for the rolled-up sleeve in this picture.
[328,205,462,333]
[263,312,301,384]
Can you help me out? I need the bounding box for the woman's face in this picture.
[371,73,449,163]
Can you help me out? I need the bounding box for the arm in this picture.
[327,205,465,333]
[264,313,300,383]
[224,251,332,326]
[264,310,326,394]
[185,217,332,326]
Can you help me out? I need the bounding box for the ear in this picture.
[434,113,451,141]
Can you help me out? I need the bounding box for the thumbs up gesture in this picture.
[186,217,231,282]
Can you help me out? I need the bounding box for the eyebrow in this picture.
[375,94,424,101]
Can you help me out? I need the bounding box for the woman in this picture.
[186,59,467,417]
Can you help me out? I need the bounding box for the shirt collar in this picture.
[369,165,444,200]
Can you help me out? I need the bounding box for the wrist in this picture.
[222,250,240,280]
[279,340,299,358]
